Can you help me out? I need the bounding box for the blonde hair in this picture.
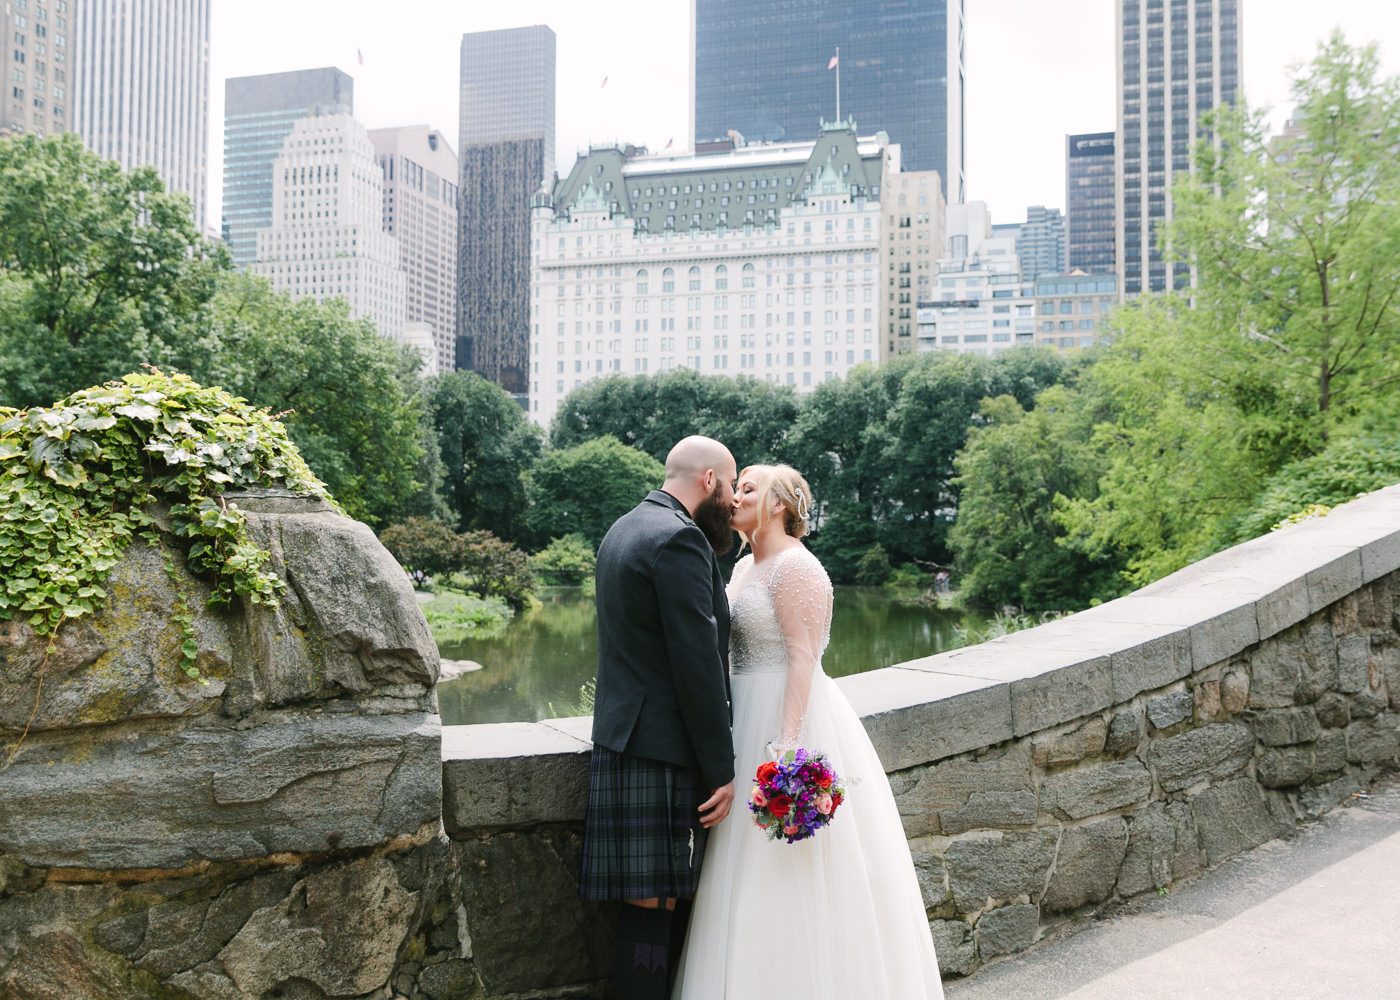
[737,464,813,541]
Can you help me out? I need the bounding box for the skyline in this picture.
[205,0,1400,232]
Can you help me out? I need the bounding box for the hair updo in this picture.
[739,463,813,540]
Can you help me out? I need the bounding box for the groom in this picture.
[579,435,738,1000]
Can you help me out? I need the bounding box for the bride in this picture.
[673,464,944,998]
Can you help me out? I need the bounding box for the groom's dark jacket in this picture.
[591,490,735,791]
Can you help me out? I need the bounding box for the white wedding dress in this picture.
[673,546,944,999]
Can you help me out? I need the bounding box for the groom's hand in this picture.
[698,781,735,828]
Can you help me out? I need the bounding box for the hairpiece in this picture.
[793,486,810,521]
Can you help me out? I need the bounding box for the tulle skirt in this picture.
[673,668,944,999]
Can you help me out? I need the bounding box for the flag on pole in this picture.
[357,48,364,65]
[828,52,838,70]
[601,75,609,88]
[664,137,673,150]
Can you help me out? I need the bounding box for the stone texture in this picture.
[455,829,610,994]
[1009,653,1114,738]
[442,722,592,832]
[1166,800,1207,882]
[1147,724,1255,792]
[0,712,441,870]
[1105,709,1143,756]
[894,745,1032,838]
[1256,746,1315,788]
[941,792,1039,835]
[1040,760,1153,820]
[1146,690,1195,731]
[1345,716,1400,765]
[1315,730,1348,774]
[1189,777,1289,866]
[0,931,138,1000]
[1031,718,1108,768]
[1196,679,1222,719]
[1337,635,1372,695]
[193,857,418,998]
[929,919,977,977]
[912,850,951,911]
[976,904,1040,959]
[1251,707,1321,747]
[945,829,1058,913]
[418,958,476,998]
[1316,692,1351,728]
[1220,669,1250,714]
[1116,803,1175,898]
[1042,817,1127,912]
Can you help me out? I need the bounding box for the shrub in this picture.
[533,533,597,586]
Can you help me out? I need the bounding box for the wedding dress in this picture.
[673,546,944,999]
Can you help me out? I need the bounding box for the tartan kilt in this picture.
[579,746,709,901]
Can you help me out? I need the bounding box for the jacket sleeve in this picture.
[652,524,735,790]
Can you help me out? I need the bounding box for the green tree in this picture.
[550,369,799,465]
[527,436,666,549]
[379,518,464,578]
[532,533,597,586]
[202,273,428,528]
[458,530,536,612]
[426,370,542,542]
[0,133,227,407]
[1060,37,1400,584]
[949,387,1126,612]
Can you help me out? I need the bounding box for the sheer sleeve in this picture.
[766,548,833,753]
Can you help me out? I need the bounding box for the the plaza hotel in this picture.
[527,122,944,425]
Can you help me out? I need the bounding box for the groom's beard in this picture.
[693,485,735,556]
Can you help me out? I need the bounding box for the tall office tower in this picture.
[1116,0,1239,296]
[457,25,556,393]
[370,125,460,376]
[881,169,947,357]
[72,0,210,231]
[693,0,965,202]
[250,114,405,344]
[1017,205,1067,280]
[1066,131,1116,273]
[1,0,72,138]
[223,68,353,268]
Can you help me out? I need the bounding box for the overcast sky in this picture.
[205,1,1400,229]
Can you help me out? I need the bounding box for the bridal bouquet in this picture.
[748,748,845,844]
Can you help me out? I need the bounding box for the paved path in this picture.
[946,772,1400,1000]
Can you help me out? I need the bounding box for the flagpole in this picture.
[835,46,840,123]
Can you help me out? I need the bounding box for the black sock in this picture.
[613,903,674,1000]
[668,897,693,993]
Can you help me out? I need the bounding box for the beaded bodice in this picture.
[726,547,832,676]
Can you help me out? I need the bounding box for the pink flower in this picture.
[783,824,800,837]
[750,785,767,808]
[816,793,833,815]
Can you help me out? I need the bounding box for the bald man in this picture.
[579,435,738,1000]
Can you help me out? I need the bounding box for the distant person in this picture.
[674,464,944,998]
[578,435,738,999]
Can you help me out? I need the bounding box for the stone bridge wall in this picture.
[442,485,1400,995]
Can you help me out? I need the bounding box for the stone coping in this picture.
[442,485,1400,831]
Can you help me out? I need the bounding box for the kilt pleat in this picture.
[579,746,709,900]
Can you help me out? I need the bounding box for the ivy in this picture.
[0,368,337,640]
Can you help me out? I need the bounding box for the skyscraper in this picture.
[1,0,72,139]
[692,0,965,202]
[1066,131,1116,274]
[1017,206,1068,281]
[370,125,460,376]
[250,114,405,344]
[72,0,211,231]
[1116,0,1240,295]
[223,68,353,269]
[457,25,555,394]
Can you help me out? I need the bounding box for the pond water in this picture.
[436,586,983,726]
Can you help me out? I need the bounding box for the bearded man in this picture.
[579,435,738,999]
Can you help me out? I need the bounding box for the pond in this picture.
[436,586,983,725]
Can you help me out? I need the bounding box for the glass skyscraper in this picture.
[222,68,353,268]
[457,25,556,394]
[1066,131,1116,274]
[1116,0,1239,295]
[692,0,965,202]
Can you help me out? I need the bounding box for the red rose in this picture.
[755,761,779,783]
[816,771,833,788]
[768,795,793,818]
[831,791,844,811]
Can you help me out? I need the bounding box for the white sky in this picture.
[205,0,1400,230]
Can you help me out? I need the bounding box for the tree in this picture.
[458,530,536,612]
[202,273,429,528]
[379,518,464,578]
[550,369,799,465]
[527,437,666,549]
[0,133,227,407]
[426,370,542,542]
[532,533,597,586]
[1059,37,1400,584]
[949,387,1126,612]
